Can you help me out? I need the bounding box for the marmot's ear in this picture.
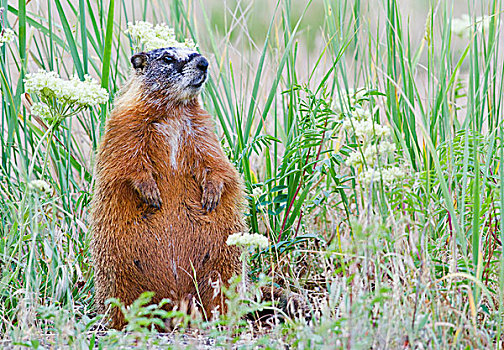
[131,53,148,70]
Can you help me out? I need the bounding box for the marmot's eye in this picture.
[164,56,175,63]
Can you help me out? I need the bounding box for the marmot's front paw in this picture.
[134,180,162,210]
[201,180,224,212]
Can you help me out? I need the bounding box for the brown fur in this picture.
[90,78,245,329]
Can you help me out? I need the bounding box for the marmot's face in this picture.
[131,47,209,103]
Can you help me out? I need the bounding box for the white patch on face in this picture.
[155,120,181,169]
[169,47,198,61]
[139,47,206,104]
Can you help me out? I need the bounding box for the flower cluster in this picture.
[452,14,491,39]
[345,141,396,167]
[25,71,109,107]
[126,21,196,51]
[24,70,109,126]
[226,232,269,249]
[0,28,14,46]
[359,166,407,188]
[30,102,52,119]
[339,88,408,189]
[342,116,390,139]
[28,179,52,195]
[0,7,14,46]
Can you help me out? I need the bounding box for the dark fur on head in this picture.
[130,47,209,103]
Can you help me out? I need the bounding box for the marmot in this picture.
[90,47,245,329]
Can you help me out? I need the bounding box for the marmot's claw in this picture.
[142,195,162,210]
[201,180,223,213]
[134,179,162,210]
[204,200,216,212]
[148,197,162,210]
[146,189,162,209]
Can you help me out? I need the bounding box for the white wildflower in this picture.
[345,141,396,167]
[28,179,52,195]
[364,141,396,161]
[452,14,491,39]
[359,166,406,188]
[24,70,109,107]
[66,74,110,106]
[251,187,263,200]
[345,150,363,167]
[0,28,14,45]
[452,15,471,38]
[30,102,52,119]
[227,232,269,249]
[343,118,390,139]
[25,70,61,96]
[126,21,196,51]
[341,118,351,130]
[351,107,372,120]
[338,86,412,191]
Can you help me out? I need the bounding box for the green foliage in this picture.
[106,292,180,333]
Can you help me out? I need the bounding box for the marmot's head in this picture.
[130,47,208,103]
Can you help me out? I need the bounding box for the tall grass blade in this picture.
[54,0,84,79]
[100,0,115,134]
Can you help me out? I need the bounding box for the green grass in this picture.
[0,0,503,348]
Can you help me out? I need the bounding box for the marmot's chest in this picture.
[152,119,193,171]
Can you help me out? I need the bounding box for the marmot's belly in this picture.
[104,185,242,301]
[93,174,243,316]
[118,220,224,297]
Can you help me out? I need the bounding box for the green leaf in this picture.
[54,0,84,79]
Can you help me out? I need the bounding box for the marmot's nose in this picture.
[196,57,209,72]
